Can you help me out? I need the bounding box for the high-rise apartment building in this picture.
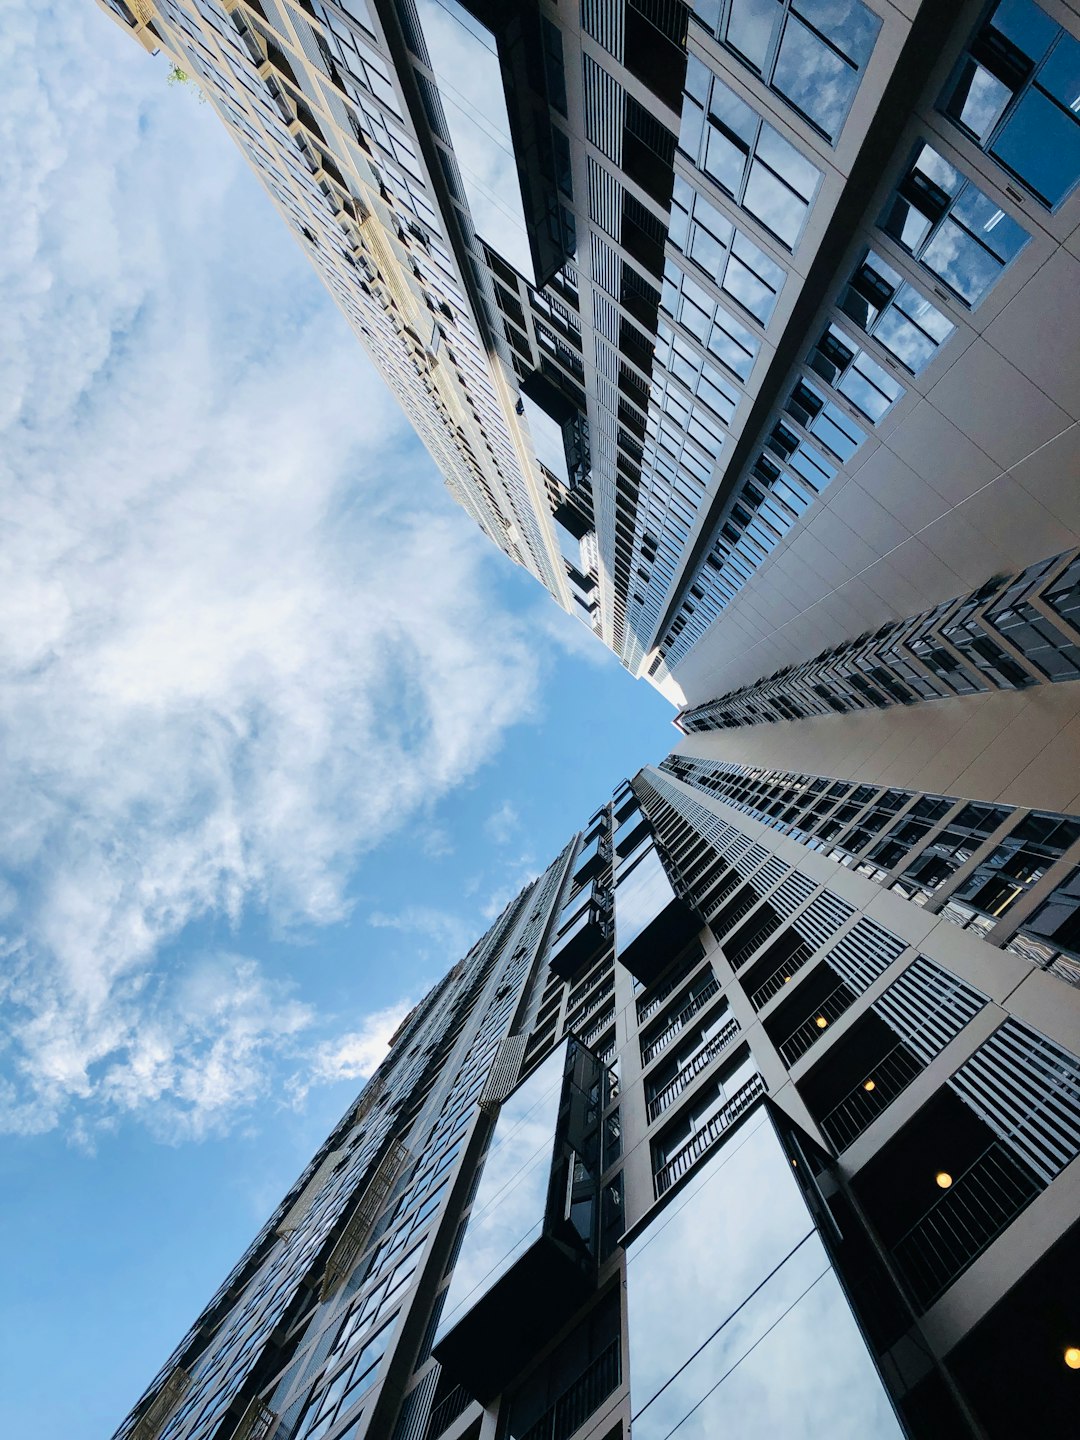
[94,0,1080,712]
[93,3,1080,1436]
[113,760,1080,1440]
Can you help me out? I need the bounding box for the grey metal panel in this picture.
[581,0,625,60]
[872,955,985,1064]
[950,1019,1080,1185]
[793,891,855,951]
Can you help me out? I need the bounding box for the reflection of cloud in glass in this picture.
[953,62,1011,141]
[627,1111,904,1440]
[921,222,999,304]
[415,0,533,277]
[774,16,855,138]
[438,1048,564,1332]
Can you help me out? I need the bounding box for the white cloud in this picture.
[0,8,546,1140]
[368,905,477,965]
[299,1000,415,1102]
[483,800,520,846]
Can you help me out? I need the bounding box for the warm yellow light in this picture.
[863,1079,876,1092]
[815,1015,828,1029]
[935,1171,953,1189]
[1065,1346,1080,1370]
[783,975,792,984]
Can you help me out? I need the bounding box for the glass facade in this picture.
[627,1106,904,1440]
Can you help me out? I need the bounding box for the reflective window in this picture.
[655,323,741,426]
[435,1048,564,1340]
[662,259,760,379]
[668,176,787,323]
[626,1110,903,1440]
[809,322,904,421]
[681,58,822,248]
[615,845,681,956]
[954,811,1080,919]
[693,0,882,142]
[785,376,866,462]
[881,143,1028,305]
[943,0,1080,209]
[839,249,955,373]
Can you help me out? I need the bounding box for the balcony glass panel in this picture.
[626,1108,903,1440]
[437,1046,564,1343]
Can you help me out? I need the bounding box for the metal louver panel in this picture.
[391,1367,439,1440]
[872,957,985,1064]
[588,157,623,238]
[594,336,620,381]
[321,1138,409,1298]
[771,870,816,917]
[590,233,621,297]
[583,54,624,162]
[592,290,620,342]
[596,374,620,416]
[478,1034,527,1113]
[949,1019,1080,1185]
[825,918,906,993]
[755,856,788,893]
[276,1149,344,1235]
[581,0,625,59]
[793,891,855,951]
[734,843,770,877]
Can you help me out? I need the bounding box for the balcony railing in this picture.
[818,1042,923,1151]
[646,1018,741,1121]
[749,943,813,1010]
[565,979,615,1032]
[890,1141,1041,1312]
[636,953,705,1023]
[654,1075,766,1195]
[426,1383,473,1439]
[713,891,759,936]
[641,979,721,1066]
[704,875,741,918]
[727,911,781,969]
[520,1338,621,1440]
[776,975,857,1067]
[578,1007,615,1047]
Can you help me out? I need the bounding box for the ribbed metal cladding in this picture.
[949,1019,1080,1186]
[793,892,855,951]
[771,870,816,917]
[478,1033,527,1113]
[391,1367,439,1440]
[590,233,621,297]
[754,856,789,893]
[581,0,626,59]
[824,918,906,992]
[729,836,759,871]
[594,335,620,381]
[587,157,623,238]
[583,54,624,162]
[872,957,985,1064]
[596,373,620,417]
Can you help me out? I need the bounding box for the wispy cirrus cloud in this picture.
[0,8,545,1141]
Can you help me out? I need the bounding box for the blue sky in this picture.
[0,7,674,1437]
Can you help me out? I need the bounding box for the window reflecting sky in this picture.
[627,1109,904,1440]
[437,1046,564,1337]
